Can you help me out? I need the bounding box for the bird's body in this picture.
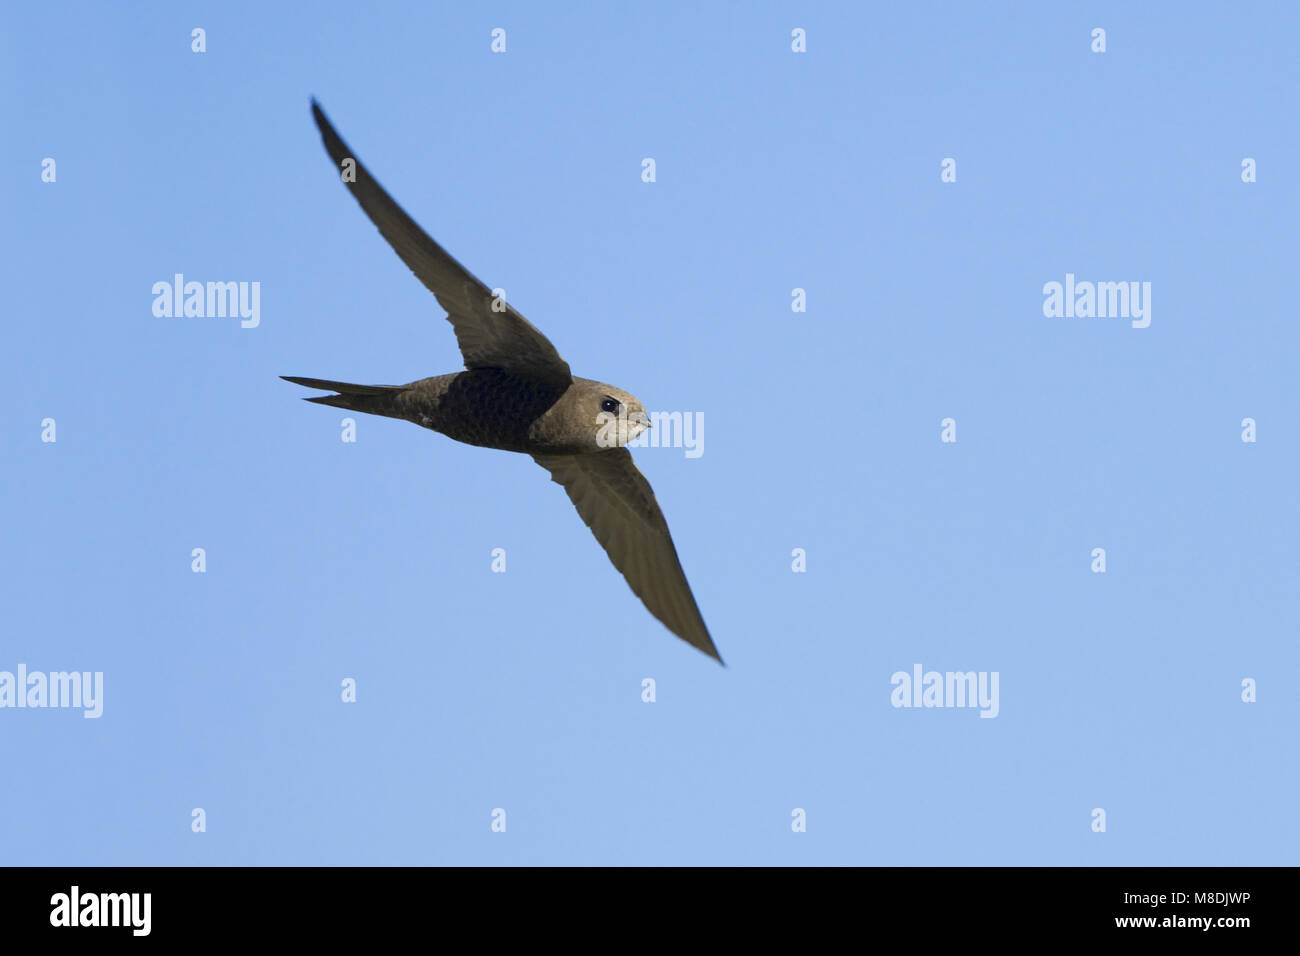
[285,101,723,663]
[290,371,564,452]
[289,370,659,455]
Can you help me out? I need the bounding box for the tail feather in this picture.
[281,376,404,396]
[281,375,410,420]
[303,394,365,410]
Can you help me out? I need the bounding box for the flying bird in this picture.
[284,101,722,663]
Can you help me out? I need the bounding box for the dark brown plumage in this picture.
[283,101,722,663]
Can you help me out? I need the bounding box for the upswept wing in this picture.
[312,101,572,390]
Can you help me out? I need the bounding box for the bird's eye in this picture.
[600,398,621,414]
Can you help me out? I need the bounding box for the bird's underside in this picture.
[283,101,722,664]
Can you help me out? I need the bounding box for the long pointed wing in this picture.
[311,100,572,390]
[534,450,722,663]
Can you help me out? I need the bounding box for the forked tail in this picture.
[281,376,410,419]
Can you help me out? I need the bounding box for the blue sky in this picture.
[2,2,1296,865]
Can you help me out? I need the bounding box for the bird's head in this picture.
[566,378,652,450]
[530,377,652,452]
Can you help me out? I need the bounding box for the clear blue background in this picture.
[2,2,1295,865]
